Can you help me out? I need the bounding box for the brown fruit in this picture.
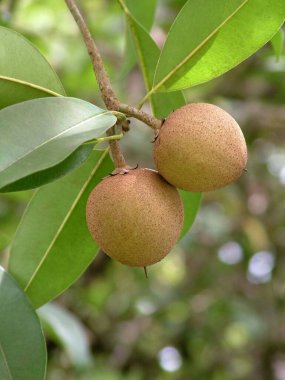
[86,168,184,267]
[154,103,247,192]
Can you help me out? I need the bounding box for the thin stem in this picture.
[111,111,127,120]
[107,127,126,168]
[138,90,155,109]
[95,133,124,143]
[83,133,124,145]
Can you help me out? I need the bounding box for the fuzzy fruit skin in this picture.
[154,103,247,192]
[86,168,184,267]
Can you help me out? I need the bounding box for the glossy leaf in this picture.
[153,0,285,92]
[9,149,113,309]
[271,28,284,61]
[0,97,116,191]
[0,144,93,193]
[0,266,46,380]
[179,191,202,240]
[122,2,201,236]
[120,0,157,77]
[0,26,65,109]
[38,303,92,368]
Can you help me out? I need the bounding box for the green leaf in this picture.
[152,0,285,93]
[38,303,92,368]
[120,1,185,117]
[0,28,94,192]
[0,144,93,193]
[0,97,116,191]
[120,0,157,77]
[121,1,201,236]
[9,149,113,309]
[270,28,284,61]
[0,26,65,109]
[125,0,157,29]
[179,191,202,240]
[0,266,46,380]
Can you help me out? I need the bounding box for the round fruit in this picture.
[86,168,184,267]
[154,103,247,192]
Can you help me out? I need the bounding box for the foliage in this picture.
[9,150,113,309]
[0,0,284,379]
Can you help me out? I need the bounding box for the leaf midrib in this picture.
[0,111,112,175]
[118,0,161,114]
[24,149,109,293]
[0,341,13,380]
[0,75,63,98]
[141,0,249,103]
[117,0,152,91]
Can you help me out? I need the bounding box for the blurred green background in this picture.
[1,1,285,379]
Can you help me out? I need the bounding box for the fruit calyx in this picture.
[105,164,139,178]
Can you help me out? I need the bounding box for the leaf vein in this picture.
[0,75,63,98]
[0,341,13,380]
[24,148,109,293]
[141,0,249,104]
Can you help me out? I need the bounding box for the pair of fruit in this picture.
[86,103,247,267]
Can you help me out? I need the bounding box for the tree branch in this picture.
[64,0,161,130]
[65,0,118,110]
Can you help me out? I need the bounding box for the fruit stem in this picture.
[64,0,161,130]
[107,127,126,168]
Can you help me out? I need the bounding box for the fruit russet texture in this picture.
[86,168,184,267]
[154,103,248,192]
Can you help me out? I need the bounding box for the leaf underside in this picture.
[0,97,116,191]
